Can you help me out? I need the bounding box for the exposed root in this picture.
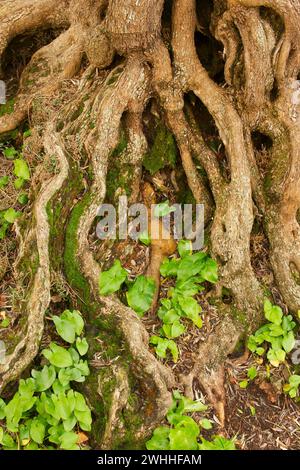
[53,58,174,434]
[99,364,130,450]
[0,124,69,391]
[180,315,243,427]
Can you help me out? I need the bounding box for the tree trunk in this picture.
[0,0,299,448]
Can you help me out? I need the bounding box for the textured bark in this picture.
[0,0,299,446]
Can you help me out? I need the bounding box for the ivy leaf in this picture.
[30,418,45,444]
[58,367,83,387]
[264,299,283,325]
[150,336,179,362]
[31,365,56,392]
[0,176,9,188]
[199,435,236,450]
[201,258,218,283]
[282,331,295,353]
[18,193,28,205]
[169,416,199,450]
[74,409,92,431]
[52,390,75,421]
[267,347,285,367]
[162,320,185,339]
[177,252,207,281]
[247,366,257,381]
[14,177,25,189]
[200,418,213,430]
[126,275,156,315]
[76,337,89,356]
[3,207,21,223]
[59,431,79,450]
[99,260,127,295]
[42,343,73,368]
[14,158,30,180]
[52,310,84,343]
[177,240,192,258]
[1,432,16,449]
[146,426,170,450]
[160,258,179,277]
[178,296,202,328]
[239,380,249,389]
[63,415,77,432]
[3,147,18,159]
[0,398,6,420]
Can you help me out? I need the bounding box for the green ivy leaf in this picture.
[201,258,218,283]
[14,158,30,180]
[126,275,156,315]
[199,435,236,450]
[3,207,21,223]
[161,320,185,339]
[177,252,207,281]
[200,418,213,430]
[30,418,45,444]
[0,398,6,420]
[264,299,283,325]
[59,431,79,450]
[18,193,29,205]
[76,337,89,356]
[74,409,92,431]
[150,336,179,362]
[146,426,170,450]
[3,147,18,159]
[282,331,295,353]
[52,310,84,343]
[14,177,25,189]
[169,416,199,450]
[267,347,285,367]
[177,240,192,258]
[0,176,9,188]
[31,365,56,392]
[42,343,73,368]
[160,257,179,277]
[177,296,202,328]
[247,366,257,381]
[99,260,127,295]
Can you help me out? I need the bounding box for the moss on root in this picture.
[143,123,177,175]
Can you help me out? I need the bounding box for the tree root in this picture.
[180,315,243,427]
[0,124,69,391]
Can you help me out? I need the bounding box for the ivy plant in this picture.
[0,310,92,450]
[283,374,300,400]
[150,242,218,362]
[146,390,235,451]
[247,299,296,367]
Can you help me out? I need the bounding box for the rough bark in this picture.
[0,0,299,446]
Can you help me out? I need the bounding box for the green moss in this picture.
[64,193,92,303]
[143,123,177,175]
[0,99,15,117]
[111,130,127,158]
[106,131,135,202]
[0,128,18,143]
[231,306,248,327]
[70,103,84,122]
